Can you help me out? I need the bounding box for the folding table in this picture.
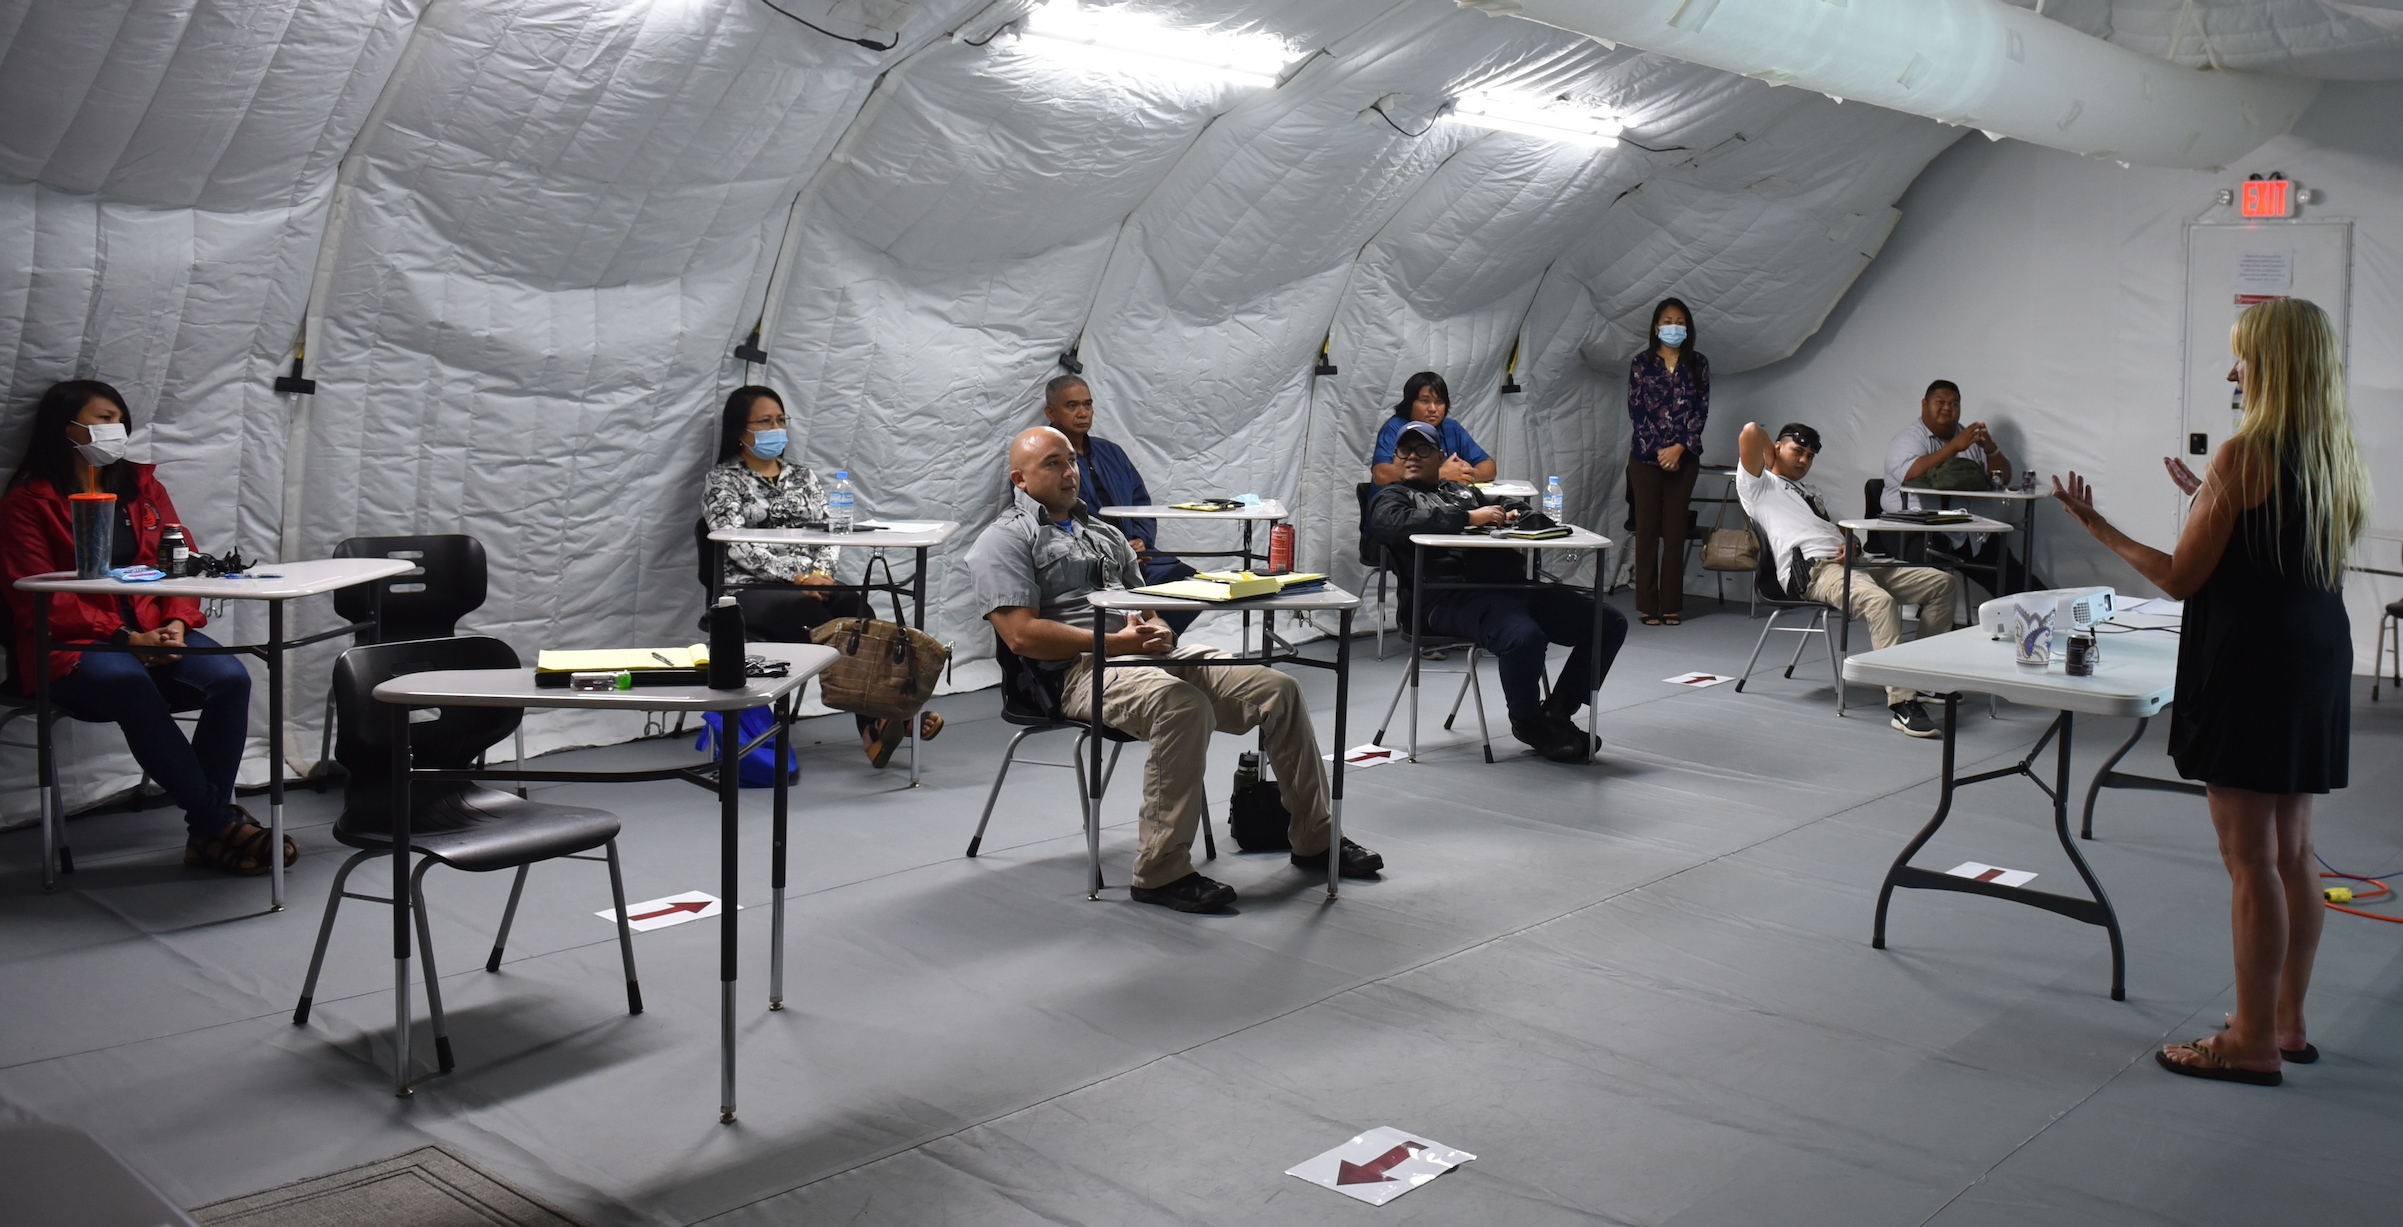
[373,641,835,1119]
[1842,609,2186,1000]
[17,557,416,906]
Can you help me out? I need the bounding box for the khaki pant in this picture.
[1061,647,1332,888]
[1806,560,1963,706]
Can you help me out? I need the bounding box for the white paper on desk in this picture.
[1947,862,2037,889]
[1325,743,1404,767]
[1663,671,1733,688]
[857,519,940,532]
[1285,1126,1475,1206]
[597,891,743,933]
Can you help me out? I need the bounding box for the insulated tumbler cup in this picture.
[70,493,116,578]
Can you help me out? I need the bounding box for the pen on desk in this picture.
[651,651,676,668]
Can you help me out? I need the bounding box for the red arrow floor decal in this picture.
[1335,1141,1425,1185]
[628,900,712,923]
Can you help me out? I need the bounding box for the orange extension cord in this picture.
[2322,872,2400,924]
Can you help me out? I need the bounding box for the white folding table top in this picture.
[1088,583,1362,614]
[375,642,833,712]
[1893,487,2048,502]
[1097,500,1289,521]
[14,557,416,601]
[1407,527,1613,552]
[1477,480,1539,498]
[1838,514,2016,534]
[1842,615,2182,717]
[708,520,960,549]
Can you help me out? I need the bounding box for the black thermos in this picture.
[707,595,746,689]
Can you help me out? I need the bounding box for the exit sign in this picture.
[2240,179,2293,218]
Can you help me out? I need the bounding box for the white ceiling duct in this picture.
[1454,0,2322,169]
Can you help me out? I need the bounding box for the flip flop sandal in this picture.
[918,711,944,741]
[1640,616,1665,627]
[865,717,911,769]
[2155,1040,2282,1086]
[1662,615,1682,626]
[2222,1014,2318,1064]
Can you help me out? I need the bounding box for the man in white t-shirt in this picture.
[1736,420,1961,738]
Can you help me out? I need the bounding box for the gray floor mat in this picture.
[4,600,2399,1225]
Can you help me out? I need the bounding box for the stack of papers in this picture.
[1133,571,1326,602]
[536,644,710,672]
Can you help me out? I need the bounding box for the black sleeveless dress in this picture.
[2169,470,2351,794]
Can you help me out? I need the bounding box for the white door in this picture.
[2181,221,2352,460]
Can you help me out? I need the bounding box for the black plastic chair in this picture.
[316,536,497,784]
[1356,483,1399,659]
[294,636,639,1074]
[1733,545,1846,711]
[964,633,1196,863]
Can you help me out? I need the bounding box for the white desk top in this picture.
[709,521,960,549]
[15,557,415,601]
[1407,527,1613,552]
[1477,480,1539,498]
[1098,500,1289,522]
[1894,486,2047,502]
[375,642,834,712]
[1842,615,2181,717]
[1839,515,2015,535]
[1087,584,1362,614]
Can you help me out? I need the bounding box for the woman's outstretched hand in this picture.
[2163,457,2202,496]
[2052,472,2106,533]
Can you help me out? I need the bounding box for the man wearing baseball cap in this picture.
[1366,422,1627,763]
[1735,420,1961,737]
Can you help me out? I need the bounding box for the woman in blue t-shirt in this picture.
[1370,371,1495,487]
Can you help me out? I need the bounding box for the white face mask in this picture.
[73,421,128,467]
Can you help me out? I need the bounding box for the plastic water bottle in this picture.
[1544,476,1564,520]
[829,470,856,533]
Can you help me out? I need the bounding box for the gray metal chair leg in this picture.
[293,849,375,1026]
[1828,610,1848,715]
[513,725,528,799]
[603,840,641,1015]
[967,726,1042,857]
[409,858,454,1074]
[1441,663,1476,729]
[316,690,337,788]
[1373,661,1412,744]
[1100,739,1124,796]
[1733,609,1784,692]
[1375,567,1388,660]
[1466,650,1493,763]
[485,864,530,973]
[1781,615,1815,676]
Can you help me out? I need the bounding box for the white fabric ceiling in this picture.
[1,0,2397,806]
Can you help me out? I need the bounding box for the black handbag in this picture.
[1227,779,1292,852]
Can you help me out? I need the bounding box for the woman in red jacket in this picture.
[2,380,286,875]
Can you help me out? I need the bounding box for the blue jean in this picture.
[1424,589,1627,723]
[50,631,251,835]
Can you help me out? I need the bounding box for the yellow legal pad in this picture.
[535,644,711,672]
[1132,572,1326,602]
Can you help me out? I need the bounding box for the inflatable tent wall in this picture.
[4,0,2399,815]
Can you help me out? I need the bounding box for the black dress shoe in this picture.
[1542,710,1601,754]
[1130,872,1238,912]
[1291,838,1384,879]
[1511,718,1589,763]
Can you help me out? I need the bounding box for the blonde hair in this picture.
[2228,297,2370,590]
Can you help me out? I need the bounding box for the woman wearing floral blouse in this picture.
[1625,298,1710,626]
[702,385,938,764]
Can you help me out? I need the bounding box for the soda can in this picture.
[1268,524,1295,574]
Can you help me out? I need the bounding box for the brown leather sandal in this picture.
[918,711,944,741]
[184,809,295,876]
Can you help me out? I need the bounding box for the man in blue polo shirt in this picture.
[1041,374,1201,630]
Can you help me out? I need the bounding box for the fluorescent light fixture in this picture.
[1018,2,1295,89]
[1447,93,1622,147]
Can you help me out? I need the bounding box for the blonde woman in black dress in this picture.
[2052,298,2367,1086]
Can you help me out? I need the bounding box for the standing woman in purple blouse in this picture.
[1625,298,1710,626]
